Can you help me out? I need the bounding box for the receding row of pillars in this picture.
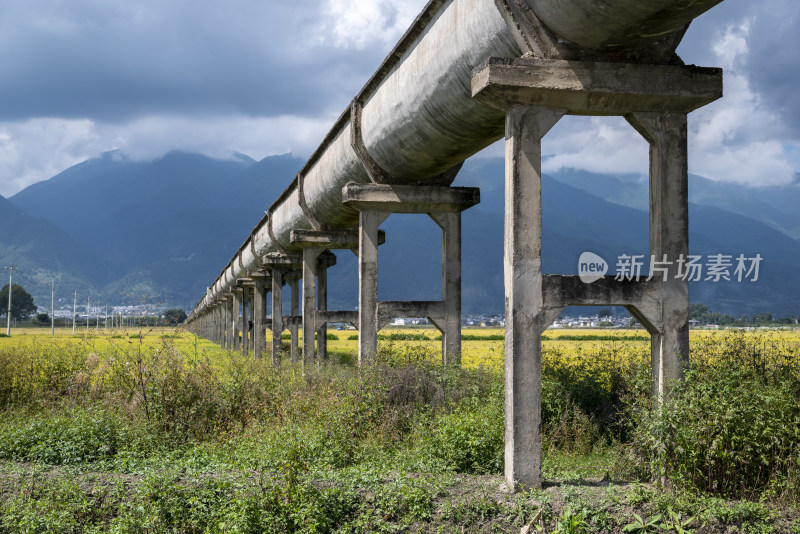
[187,54,721,491]
[188,183,477,367]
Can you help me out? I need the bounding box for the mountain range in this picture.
[3,150,800,316]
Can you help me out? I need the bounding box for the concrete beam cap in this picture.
[472,57,723,114]
[342,183,480,213]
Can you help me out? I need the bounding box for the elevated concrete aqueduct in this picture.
[185,0,726,489]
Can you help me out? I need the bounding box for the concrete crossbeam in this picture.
[282,315,302,327]
[316,311,358,325]
[542,275,662,333]
[291,229,386,249]
[343,183,480,213]
[472,58,723,114]
[377,301,445,331]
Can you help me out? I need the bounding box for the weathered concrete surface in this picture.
[188,0,727,319]
[431,211,462,365]
[288,277,300,363]
[527,0,724,52]
[473,58,723,115]
[480,56,711,490]
[503,106,565,491]
[345,184,478,365]
[628,112,691,397]
[232,290,242,351]
[343,183,480,214]
[271,268,283,365]
[252,276,268,359]
[302,247,323,367]
[358,210,388,364]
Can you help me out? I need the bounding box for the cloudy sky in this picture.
[0,0,797,197]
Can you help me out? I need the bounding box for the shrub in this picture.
[626,336,800,500]
[417,400,504,475]
[0,408,127,464]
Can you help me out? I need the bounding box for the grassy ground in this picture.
[0,327,798,532]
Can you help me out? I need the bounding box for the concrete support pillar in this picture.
[628,112,690,398]
[240,287,249,356]
[213,305,219,345]
[431,211,462,365]
[317,266,328,360]
[248,287,255,354]
[232,291,242,351]
[271,268,284,365]
[226,297,234,350]
[302,247,323,367]
[253,277,267,359]
[220,303,225,346]
[215,305,220,345]
[289,278,300,363]
[503,106,565,491]
[358,210,388,364]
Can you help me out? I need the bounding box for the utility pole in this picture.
[5,264,12,336]
[51,280,55,335]
[86,296,90,333]
[105,305,108,330]
[72,291,77,333]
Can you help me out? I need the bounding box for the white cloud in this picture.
[0,113,335,197]
[0,118,110,197]
[99,114,334,162]
[542,117,649,177]
[688,22,798,186]
[320,0,425,49]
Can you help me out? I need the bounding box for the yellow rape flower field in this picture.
[3,325,798,396]
[2,325,800,531]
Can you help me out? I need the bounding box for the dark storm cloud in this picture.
[0,0,389,121]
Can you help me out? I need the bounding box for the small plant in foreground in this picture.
[623,513,662,533]
[554,506,588,533]
[661,507,696,533]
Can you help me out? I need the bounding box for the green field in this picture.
[0,327,798,532]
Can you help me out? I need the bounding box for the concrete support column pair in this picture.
[500,105,691,490]
[290,231,364,368]
[299,248,334,366]
[342,183,478,366]
[470,56,722,490]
